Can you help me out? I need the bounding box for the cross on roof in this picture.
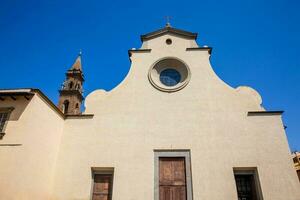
[165,16,172,27]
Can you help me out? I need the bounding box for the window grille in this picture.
[0,112,9,133]
[0,107,13,139]
[233,168,263,200]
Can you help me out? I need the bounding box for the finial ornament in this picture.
[79,49,82,56]
[165,16,172,28]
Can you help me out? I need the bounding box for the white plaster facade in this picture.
[0,27,299,200]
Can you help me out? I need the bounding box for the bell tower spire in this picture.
[58,52,84,115]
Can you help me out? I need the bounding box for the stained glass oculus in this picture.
[159,69,181,86]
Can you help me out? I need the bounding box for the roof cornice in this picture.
[0,88,93,120]
[140,27,198,42]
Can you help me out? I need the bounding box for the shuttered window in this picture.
[91,168,114,200]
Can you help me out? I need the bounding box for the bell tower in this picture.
[58,52,84,115]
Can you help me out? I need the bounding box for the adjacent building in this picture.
[0,25,299,200]
[293,151,300,182]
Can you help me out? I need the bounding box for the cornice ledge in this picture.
[128,49,152,57]
[247,111,284,116]
[186,47,212,54]
[65,114,94,119]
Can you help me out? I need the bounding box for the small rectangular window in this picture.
[0,107,13,139]
[233,168,263,200]
[293,157,298,163]
[0,112,9,132]
[91,168,114,200]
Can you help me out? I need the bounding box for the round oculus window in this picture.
[166,38,172,45]
[148,58,191,92]
[159,68,181,86]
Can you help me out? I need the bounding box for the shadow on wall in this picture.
[1,96,32,121]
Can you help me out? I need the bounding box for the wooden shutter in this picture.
[159,157,187,200]
[92,174,112,200]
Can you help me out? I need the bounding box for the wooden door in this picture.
[159,157,187,200]
[92,174,112,200]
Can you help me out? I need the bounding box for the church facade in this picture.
[0,25,299,200]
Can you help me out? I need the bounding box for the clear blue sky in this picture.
[0,0,299,150]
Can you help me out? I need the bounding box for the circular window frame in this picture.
[148,57,191,92]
